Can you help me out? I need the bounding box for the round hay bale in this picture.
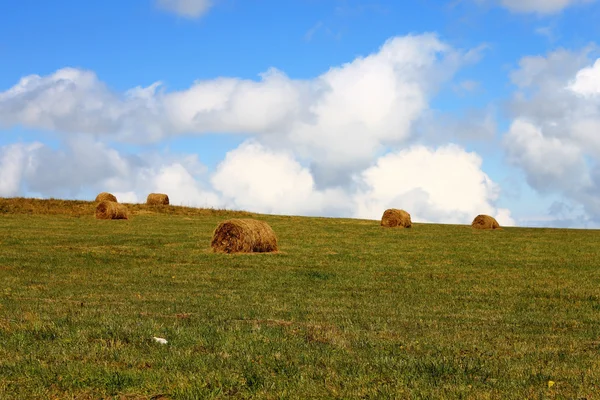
[96,201,129,220]
[146,193,170,205]
[381,209,412,228]
[95,192,117,203]
[471,214,500,230]
[211,219,278,253]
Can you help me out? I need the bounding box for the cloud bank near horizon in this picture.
[0,33,517,225]
[5,33,600,227]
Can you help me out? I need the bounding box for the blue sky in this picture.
[2,0,600,228]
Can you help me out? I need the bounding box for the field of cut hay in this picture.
[1,198,600,399]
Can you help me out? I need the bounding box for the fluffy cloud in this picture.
[0,143,42,197]
[156,0,213,18]
[495,0,595,14]
[353,144,514,225]
[211,141,347,216]
[210,141,512,224]
[0,138,220,207]
[503,119,589,192]
[0,34,473,186]
[161,68,307,136]
[503,49,600,223]
[568,58,600,97]
[0,69,167,142]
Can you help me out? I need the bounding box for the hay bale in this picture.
[146,193,170,206]
[471,214,500,230]
[95,192,117,203]
[211,219,278,253]
[381,209,412,228]
[95,201,129,220]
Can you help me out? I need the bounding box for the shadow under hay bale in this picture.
[146,193,170,206]
[95,192,117,203]
[211,219,278,253]
[96,201,129,220]
[381,209,412,228]
[471,214,500,230]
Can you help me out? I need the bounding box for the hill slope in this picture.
[1,198,599,399]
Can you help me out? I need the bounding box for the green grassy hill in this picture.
[1,198,599,399]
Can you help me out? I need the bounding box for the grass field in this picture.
[1,198,600,399]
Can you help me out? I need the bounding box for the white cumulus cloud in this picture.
[0,68,167,142]
[0,34,474,186]
[353,144,514,225]
[503,119,589,192]
[568,58,600,97]
[0,142,43,197]
[503,49,600,223]
[211,141,347,216]
[210,141,511,224]
[0,138,220,207]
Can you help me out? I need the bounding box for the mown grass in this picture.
[1,198,600,399]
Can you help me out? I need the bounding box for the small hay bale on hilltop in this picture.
[381,209,412,228]
[96,201,129,220]
[146,193,170,206]
[211,219,278,253]
[95,192,117,203]
[471,214,500,230]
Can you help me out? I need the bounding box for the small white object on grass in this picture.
[153,337,168,344]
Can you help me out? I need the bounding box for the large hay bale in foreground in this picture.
[146,193,170,206]
[381,209,412,228]
[95,192,117,203]
[471,214,500,230]
[211,219,278,253]
[95,201,129,220]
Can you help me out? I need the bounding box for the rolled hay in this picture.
[381,209,412,228]
[471,214,500,230]
[95,192,117,203]
[146,193,170,206]
[95,201,129,220]
[211,219,278,253]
